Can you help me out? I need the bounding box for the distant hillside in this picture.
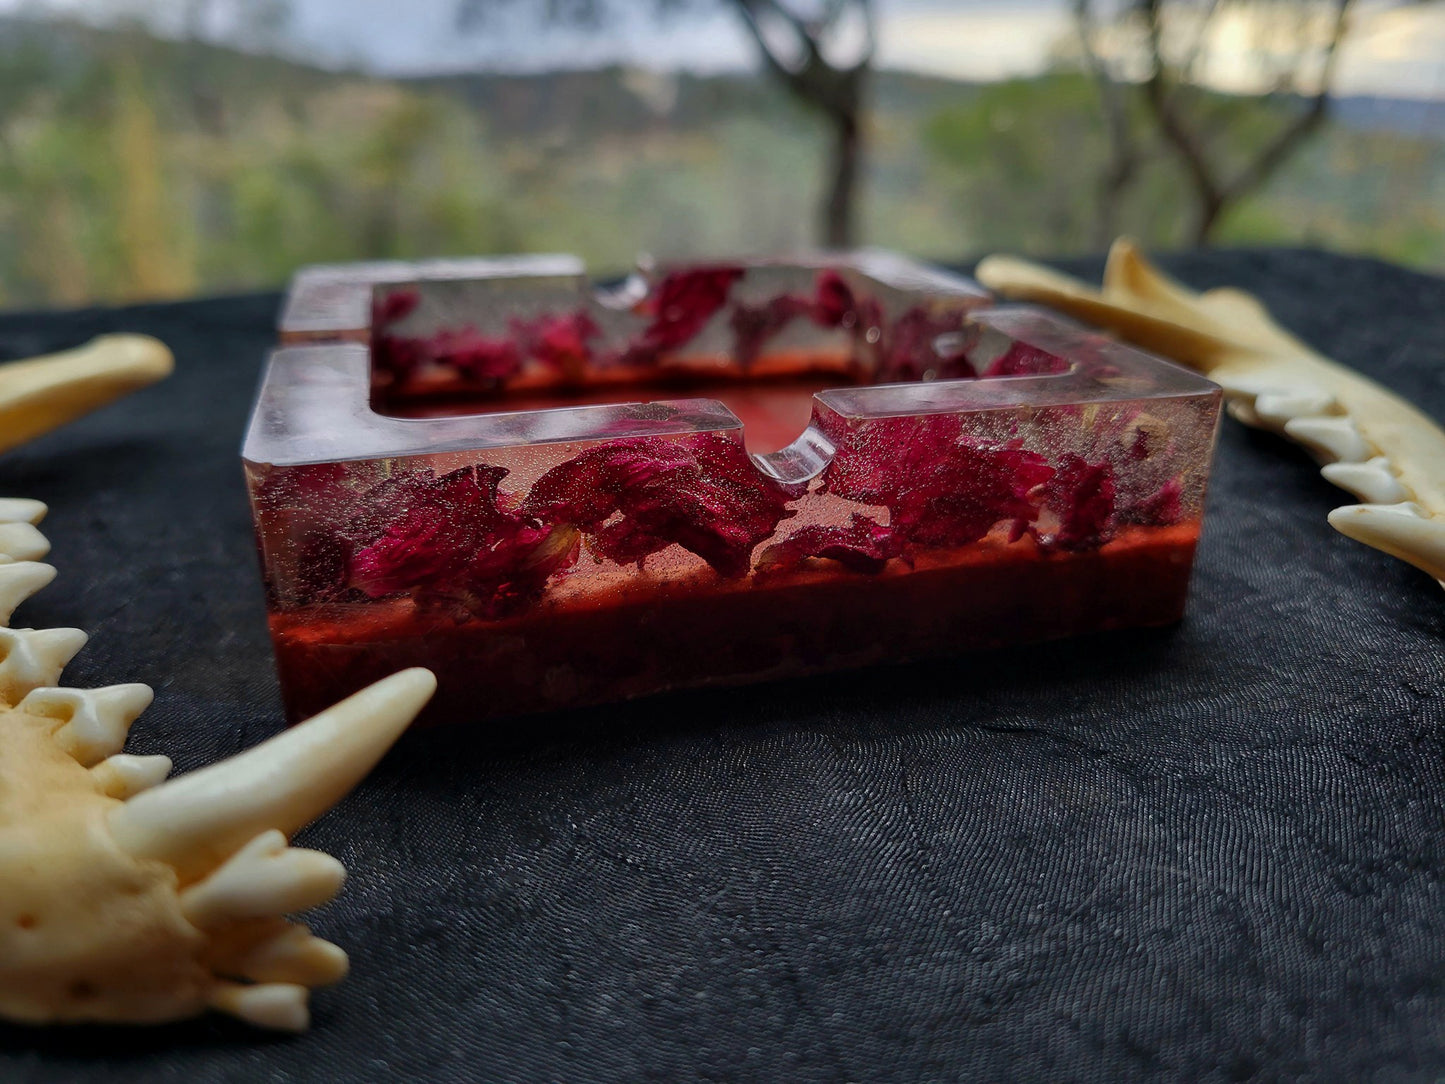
[0,15,1439,307]
[1335,96,1445,140]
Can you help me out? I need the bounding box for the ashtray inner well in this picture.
[246,254,1223,724]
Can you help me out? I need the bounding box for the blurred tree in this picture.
[455,0,874,248]
[923,74,1194,254]
[1073,0,1354,243]
[730,0,873,247]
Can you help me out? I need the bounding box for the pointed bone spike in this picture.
[0,627,88,706]
[91,753,173,798]
[207,981,310,1033]
[1320,457,1411,505]
[0,498,46,524]
[1328,504,1445,583]
[1282,416,1373,464]
[0,561,56,627]
[226,924,350,988]
[179,830,346,929]
[0,522,50,563]
[1252,386,1339,428]
[109,667,436,883]
[19,683,153,766]
[1210,373,1287,400]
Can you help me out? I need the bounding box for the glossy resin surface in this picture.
[248,255,1222,724]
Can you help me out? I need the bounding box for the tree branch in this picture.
[1074,0,1140,246]
[1219,0,1351,204]
[1137,0,1224,217]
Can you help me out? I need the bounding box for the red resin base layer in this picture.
[270,522,1198,727]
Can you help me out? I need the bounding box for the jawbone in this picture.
[977,239,1445,590]
[0,501,435,1031]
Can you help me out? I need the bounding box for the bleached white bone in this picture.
[206,981,310,1033]
[1329,503,1445,583]
[90,753,173,799]
[19,684,153,766]
[0,627,87,705]
[109,667,436,883]
[0,498,47,525]
[1320,457,1411,505]
[0,522,50,563]
[1282,416,1372,464]
[180,830,345,928]
[222,924,349,987]
[0,561,56,627]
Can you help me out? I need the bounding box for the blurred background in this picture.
[0,0,1440,308]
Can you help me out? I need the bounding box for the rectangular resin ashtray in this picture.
[245,252,1222,725]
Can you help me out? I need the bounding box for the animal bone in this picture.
[976,239,1445,589]
[0,500,437,1030]
[0,335,173,455]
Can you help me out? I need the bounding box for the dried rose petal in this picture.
[350,465,578,618]
[757,513,905,575]
[373,333,430,380]
[372,288,420,328]
[511,310,601,378]
[982,342,1069,378]
[429,326,522,381]
[827,418,1054,548]
[730,293,814,366]
[877,307,976,383]
[614,266,747,368]
[1039,455,1117,551]
[1120,477,1183,527]
[526,432,794,578]
[812,270,859,329]
[645,266,745,348]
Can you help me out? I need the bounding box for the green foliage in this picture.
[0,18,1439,308]
[921,72,1445,267]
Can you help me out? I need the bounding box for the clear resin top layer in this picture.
[246,253,1222,725]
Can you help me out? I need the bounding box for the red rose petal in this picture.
[1038,454,1117,552]
[757,513,904,575]
[526,432,794,578]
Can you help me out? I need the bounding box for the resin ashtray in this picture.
[245,252,1222,725]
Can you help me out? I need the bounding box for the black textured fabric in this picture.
[1,250,1442,1082]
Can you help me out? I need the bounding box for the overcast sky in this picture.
[4,0,1443,98]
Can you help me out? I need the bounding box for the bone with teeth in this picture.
[18,684,156,766]
[0,507,438,1030]
[0,562,56,626]
[0,522,50,563]
[0,626,89,705]
[1,344,436,1031]
[90,753,173,798]
[1280,416,1373,465]
[0,498,49,525]
[1320,458,1411,505]
[206,981,312,1033]
[976,239,1445,589]
[179,830,347,929]
[109,666,441,885]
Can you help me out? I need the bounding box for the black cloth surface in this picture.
[1,249,1442,1082]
